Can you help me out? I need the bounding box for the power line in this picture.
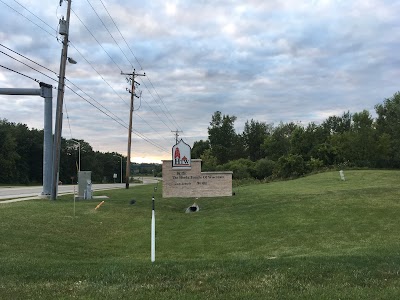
[0,50,58,83]
[0,0,58,40]
[68,41,129,107]
[65,84,168,153]
[0,44,127,127]
[68,41,173,141]
[1,2,171,153]
[71,8,123,72]
[2,0,182,135]
[0,64,39,82]
[85,0,132,68]
[0,43,58,76]
[98,0,142,69]
[10,0,58,36]
[1,43,168,151]
[90,0,183,132]
[64,100,74,140]
[133,104,171,143]
[64,77,128,127]
[145,76,183,131]
[137,78,175,131]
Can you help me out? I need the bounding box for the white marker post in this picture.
[151,196,156,263]
[339,170,345,181]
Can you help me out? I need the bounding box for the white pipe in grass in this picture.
[151,196,156,263]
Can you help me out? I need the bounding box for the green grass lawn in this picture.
[1,170,400,299]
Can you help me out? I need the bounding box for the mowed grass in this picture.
[1,170,400,299]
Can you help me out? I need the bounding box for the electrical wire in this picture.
[0,0,58,40]
[85,0,183,133]
[0,64,39,82]
[98,0,142,70]
[0,50,58,84]
[68,41,173,141]
[85,0,132,68]
[1,3,172,153]
[0,44,128,127]
[64,77,128,127]
[64,100,74,140]
[65,84,168,152]
[11,0,58,35]
[1,0,182,136]
[68,42,129,107]
[1,47,168,152]
[145,76,183,131]
[71,8,123,73]
[133,98,172,144]
[0,43,58,76]
[137,78,175,131]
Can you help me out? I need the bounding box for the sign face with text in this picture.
[172,139,191,169]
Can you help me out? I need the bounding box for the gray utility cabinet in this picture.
[78,171,92,199]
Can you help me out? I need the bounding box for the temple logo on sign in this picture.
[172,139,191,169]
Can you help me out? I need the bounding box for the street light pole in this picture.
[114,154,123,184]
[120,156,122,183]
[71,139,80,172]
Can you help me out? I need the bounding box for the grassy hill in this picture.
[1,170,400,299]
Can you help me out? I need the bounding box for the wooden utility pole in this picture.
[171,129,183,144]
[52,0,73,200]
[121,69,145,189]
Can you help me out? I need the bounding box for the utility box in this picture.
[59,17,68,35]
[78,171,92,200]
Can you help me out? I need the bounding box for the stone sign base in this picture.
[162,159,233,198]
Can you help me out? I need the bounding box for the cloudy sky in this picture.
[1,0,399,163]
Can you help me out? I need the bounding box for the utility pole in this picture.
[51,0,72,200]
[171,129,183,144]
[121,69,145,189]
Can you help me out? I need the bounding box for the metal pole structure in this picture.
[121,70,145,189]
[120,156,122,183]
[113,154,123,183]
[51,0,72,200]
[40,82,53,196]
[0,83,53,197]
[0,88,40,95]
[71,139,80,172]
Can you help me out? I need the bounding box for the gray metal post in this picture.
[40,82,53,196]
[0,88,40,96]
[0,84,53,197]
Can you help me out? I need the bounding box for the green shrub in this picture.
[254,158,276,179]
[306,157,324,172]
[275,154,306,178]
[218,158,256,179]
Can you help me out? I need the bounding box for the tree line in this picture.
[2,92,399,184]
[191,92,400,180]
[0,120,161,185]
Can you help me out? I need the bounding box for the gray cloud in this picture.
[1,0,399,163]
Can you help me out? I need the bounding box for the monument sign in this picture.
[162,139,232,198]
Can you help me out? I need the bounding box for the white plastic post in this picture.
[151,197,156,262]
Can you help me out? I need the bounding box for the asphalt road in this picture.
[0,177,161,203]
